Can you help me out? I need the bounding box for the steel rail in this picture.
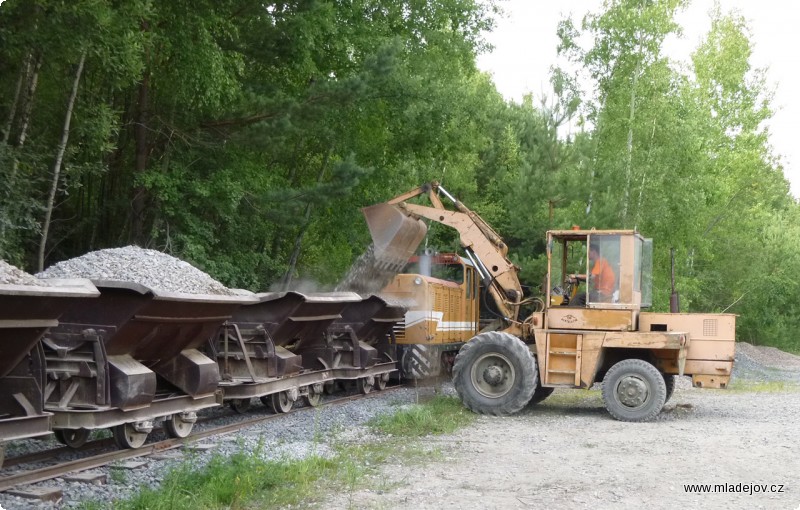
[0,385,405,493]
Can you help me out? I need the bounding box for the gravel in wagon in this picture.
[0,260,46,286]
[37,246,235,295]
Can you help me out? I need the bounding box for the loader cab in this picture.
[546,230,652,311]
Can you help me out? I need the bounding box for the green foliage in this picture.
[1,0,798,350]
[552,0,799,351]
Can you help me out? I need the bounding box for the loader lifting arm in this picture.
[363,182,524,323]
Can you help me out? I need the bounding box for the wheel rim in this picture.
[230,398,251,414]
[271,391,292,413]
[166,416,193,439]
[377,373,389,391]
[615,374,650,408]
[305,386,322,407]
[57,428,90,448]
[470,352,515,399]
[114,423,147,449]
[358,376,374,394]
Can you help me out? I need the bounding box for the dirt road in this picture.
[326,344,800,510]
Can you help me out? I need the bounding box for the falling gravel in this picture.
[0,260,46,286]
[337,244,404,296]
[37,246,235,295]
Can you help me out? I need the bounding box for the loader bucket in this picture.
[362,203,428,271]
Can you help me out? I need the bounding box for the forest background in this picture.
[1,0,797,351]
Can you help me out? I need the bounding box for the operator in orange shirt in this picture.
[588,243,615,302]
[567,243,616,306]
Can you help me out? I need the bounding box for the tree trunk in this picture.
[38,50,86,271]
[131,69,150,245]
[281,151,331,290]
[1,54,29,145]
[14,54,41,150]
[0,53,41,246]
[131,20,152,245]
[634,117,657,229]
[621,65,639,226]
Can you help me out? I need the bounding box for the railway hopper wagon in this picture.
[40,280,257,449]
[0,279,99,466]
[210,292,400,413]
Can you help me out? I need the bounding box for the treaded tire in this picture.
[452,331,537,416]
[663,373,676,404]
[528,386,555,406]
[602,359,667,422]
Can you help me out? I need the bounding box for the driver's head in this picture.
[589,243,600,261]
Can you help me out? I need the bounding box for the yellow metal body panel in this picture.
[547,308,636,331]
[381,265,479,346]
[640,312,735,387]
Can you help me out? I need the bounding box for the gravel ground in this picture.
[37,246,234,295]
[324,345,800,510]
[1,344,798,509]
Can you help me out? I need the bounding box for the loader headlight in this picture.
[414,277,423,285]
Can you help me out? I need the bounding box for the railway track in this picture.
[0,385,405,494]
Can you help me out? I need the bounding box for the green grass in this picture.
[727,379,800,393]
[368,396,474,437]
[78,396,472,510]
[79,445,360,510]
[541,388,602,406]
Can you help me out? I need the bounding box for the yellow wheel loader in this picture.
[363,182,735,422]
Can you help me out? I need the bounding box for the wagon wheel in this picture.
[304,384,323,407]
[357,376,375,395]
[270,391,293,413]
[113,423,148,449]
[376,373,390,391]
[164,414,194,439]
[54,428,91,449]
[229,398,252,414]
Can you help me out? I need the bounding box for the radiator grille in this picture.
[392,319,406,341]
[703,318,717,337]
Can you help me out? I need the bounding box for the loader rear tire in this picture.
[602,359,667,422]
[453,332,537,416]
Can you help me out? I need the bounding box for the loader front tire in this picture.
[602,359,667,422]
[662,373,676,404]
[453,332,537,416]
[528,386,555,406]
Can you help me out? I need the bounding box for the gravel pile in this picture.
[731,341,800,384]
[38,246,235,295]
[0,260,46,286]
